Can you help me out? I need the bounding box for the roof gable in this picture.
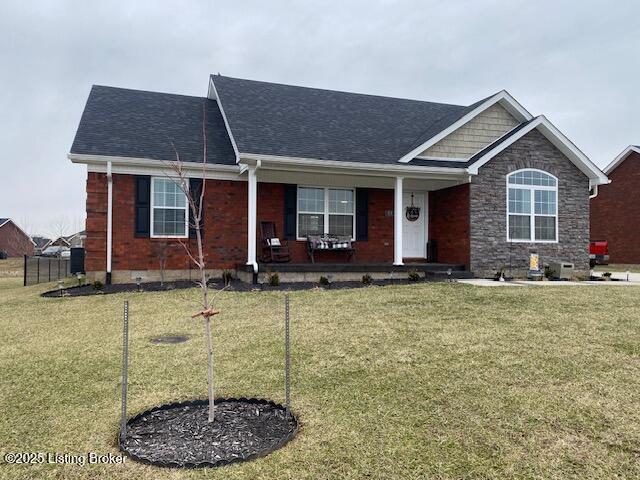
[397,90,533,163]
[417,103,519,160]
[604,145,640,174]
[209,75,475,165]
[466,116,608,185]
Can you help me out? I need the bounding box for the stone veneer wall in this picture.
[469,129,590,277]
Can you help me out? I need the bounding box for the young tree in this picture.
[152,240,176,287]
[166,105,225,423]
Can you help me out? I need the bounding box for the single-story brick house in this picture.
[69,76,608,283]
[0,218,35,257]
[590,145,640,263]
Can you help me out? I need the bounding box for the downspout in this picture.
[589,181,599,199]
[106,161,113,284]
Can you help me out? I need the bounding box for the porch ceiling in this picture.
[255,167,469,191]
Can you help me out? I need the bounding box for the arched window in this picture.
[507,169,558,242]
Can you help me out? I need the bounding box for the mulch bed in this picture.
[120,398,298,468]
[41,278,428,297]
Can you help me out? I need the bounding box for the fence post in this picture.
[23,255,27,287]
[120,300,130,443]
[284,294,291,413]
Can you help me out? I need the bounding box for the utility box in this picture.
[548,262,574,280]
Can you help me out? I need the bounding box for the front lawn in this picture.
[1,276,640,479]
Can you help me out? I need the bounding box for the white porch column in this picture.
[246,166,258,271]
[394,176,404,265]
[106,161,113,283]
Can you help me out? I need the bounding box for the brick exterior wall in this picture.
[428,184,470,267]
[0,221,34,257]
[590,150,640,263]
[86,173,247,278]
[258,183,394,263]
[469,129,591,277]
[85,174,396,279]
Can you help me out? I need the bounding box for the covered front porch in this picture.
[241,155,472,278]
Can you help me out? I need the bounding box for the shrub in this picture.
[222,269,233,286]
[92,280,104,291]
[319,276,330,286]
[493,267,505,281]
[362,274,373,285]
[267,272,280,286]
[544,265,554,279]
[602,271,612,278]
[408,269,421,282]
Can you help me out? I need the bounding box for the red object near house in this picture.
[591,146,640,264]
[589,241,609,267]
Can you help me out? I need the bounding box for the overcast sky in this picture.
[1,0,638,237]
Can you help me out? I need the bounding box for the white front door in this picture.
[402,192,427,258]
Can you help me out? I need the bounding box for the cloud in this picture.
[0,0,637,234]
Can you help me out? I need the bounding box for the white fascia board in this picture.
[69,153,245,181]
[467,116,609,185]
[604,145,640,174]
[0,219,8,228]
[397,90,534,164]
[240,152,470,180]
[208,76,240,163]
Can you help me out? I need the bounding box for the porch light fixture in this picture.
[405,193,420,222]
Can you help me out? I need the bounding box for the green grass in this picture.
[1,270,640,479]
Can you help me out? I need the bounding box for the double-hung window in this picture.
[151,177,188,237]
[507,169,558,242]
[297,187,355,239]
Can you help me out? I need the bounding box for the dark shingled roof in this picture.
[212,75,480,164]
[70,86,236,165]
[0,218,9,226]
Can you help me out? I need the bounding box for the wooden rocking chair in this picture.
[260,221,291,263]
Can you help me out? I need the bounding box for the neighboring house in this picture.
[50,230,86,249]
[69,76,608,283]
[31,236,52,255]
[590,146,640,263]
[50,236,71,248]
[66,230,86,248]
[0,218,35,257]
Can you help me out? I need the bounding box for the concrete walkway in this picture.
[458,277,640,287]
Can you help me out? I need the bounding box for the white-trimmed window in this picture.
[507,169,558,242]
[151,177,188,237]
[297,187,355,239]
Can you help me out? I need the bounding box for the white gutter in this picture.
[240,153,470,179]
[106,161,113,283]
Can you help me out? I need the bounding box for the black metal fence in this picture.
[23,256,72,286]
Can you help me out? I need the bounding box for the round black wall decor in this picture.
[405,193,420,222]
